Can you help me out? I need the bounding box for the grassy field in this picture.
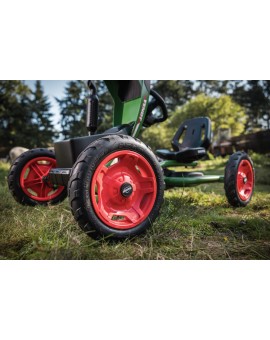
[0,155,270,260]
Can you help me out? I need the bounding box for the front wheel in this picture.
[8,148,67,206]
[68,135,164,239]
[224,152,255,207]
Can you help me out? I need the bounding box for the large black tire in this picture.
[8,148,67,206]
[68,135,164,240]
[224,152,255,207]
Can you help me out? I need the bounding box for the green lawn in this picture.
[0,156,270,260]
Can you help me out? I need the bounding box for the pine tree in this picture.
[29,80,56,147]
[57,80,114,139]
[95,80,114,132]
[56,81,88,139]
[0,80,32,153]
[0,80,57,155]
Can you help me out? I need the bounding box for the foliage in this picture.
[56,80,114,139]
[230,80,270,131]
[141,94,247,150]
[170,94,247,136]
[0,80,55,153]
[56,81,88,139]
[1,80,269,156]
[0,81,30,150]
[195,80,270,130]
[28,80,56,146]
[153,80,195,111]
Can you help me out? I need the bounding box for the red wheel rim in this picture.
[237,160,254,201]
[20,157,65,202]
[90,150,157,230]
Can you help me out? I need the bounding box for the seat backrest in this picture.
[171,117,212,151]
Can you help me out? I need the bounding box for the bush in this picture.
[141,94,247,151]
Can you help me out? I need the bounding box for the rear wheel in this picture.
[8,148,67,206]
[68,135,164,239]
[224,152,255,207]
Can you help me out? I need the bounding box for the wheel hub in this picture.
[120,182,133,198]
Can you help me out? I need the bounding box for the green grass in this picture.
[1,155,270,260]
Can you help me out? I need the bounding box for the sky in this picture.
[25,80,69,126]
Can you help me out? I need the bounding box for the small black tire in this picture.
[224,152,255,207]
[8,148,67,206]
[68,135,164,240]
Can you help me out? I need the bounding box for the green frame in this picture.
[104,81,150,138]
[104,80,225,189]
[160,160,224,187]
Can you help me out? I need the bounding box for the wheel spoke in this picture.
[99,200,113,219]
[39,183,51,198]
[120,154,138,170]
[237,172,244,179]
[24,177,42,188]
[100,165,108,175]
[137,176,155,194]
[123,210,138,224]
[237,173,245,184]
[44,163,54,176]
[95,173,104,189]
[103,175,120,189]
[140,187,154,194]
[40,184,47,197]
[132,205,144,219]
[244,184,252,192]
[30,163,44,178]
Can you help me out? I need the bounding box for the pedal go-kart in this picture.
[8,81,255,239]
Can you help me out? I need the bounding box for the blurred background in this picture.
[1,80,270,159]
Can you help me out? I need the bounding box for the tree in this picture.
[28,80,56,147]
[194,80,230,96]
[57,80,114,139]
[153,80,195,112]
[0,81,57,155]
[56,81,88,139]
[194,80,270,131]
[230,80,270,131]
[141,94,247,150]
[95,80,114,132]
[0,80,31,152]
[56,79,270,145]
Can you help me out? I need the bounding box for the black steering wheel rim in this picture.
[144,89,168,127]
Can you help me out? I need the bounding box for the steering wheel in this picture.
[143,89,168,127]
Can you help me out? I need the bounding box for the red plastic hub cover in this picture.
[20,157,65,202]
[90,150,157,230]
[237,159,254,201]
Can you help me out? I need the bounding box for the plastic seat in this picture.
[156,117,212,163]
